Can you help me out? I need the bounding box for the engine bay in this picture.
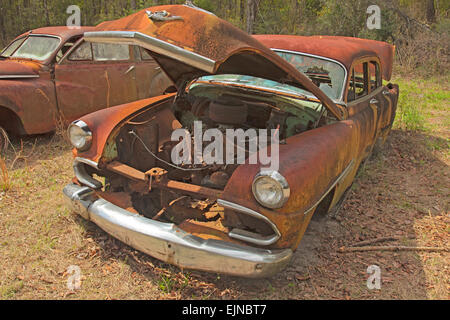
[95,83,336,246]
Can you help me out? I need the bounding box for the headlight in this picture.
[252,171,290,209]
[68,120,92,151]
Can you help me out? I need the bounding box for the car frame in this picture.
[63,4,399,278]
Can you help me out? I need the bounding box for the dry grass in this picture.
[0,76,448,300]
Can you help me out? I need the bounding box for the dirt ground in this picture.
[0,82,448,300]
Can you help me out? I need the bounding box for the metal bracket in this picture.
[146,10,183,22]
[145,167,168,192]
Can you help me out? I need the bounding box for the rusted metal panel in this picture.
[75,95,175,163]
[254,35,395,81]
[55,61,138,122]
[85,4,343,120]
[0,73,59,134]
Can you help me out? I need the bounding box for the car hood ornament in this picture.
[146,10,183,22]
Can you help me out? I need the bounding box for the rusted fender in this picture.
[75,94,175,163]
[0,75,58,135]
[221,121,359,249]
[0,59,41,78]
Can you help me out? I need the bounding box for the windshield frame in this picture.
[2,34,62,63]
[272,48,348,103]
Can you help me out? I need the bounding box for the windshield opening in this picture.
[9,36,61,61]
[274,50,346,101]
[1,37,26,57]
[196,74,315,99]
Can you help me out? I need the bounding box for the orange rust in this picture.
[91,5,343,120]
[95,191,138,214]
[178,220,241,244]
[254,35,395,81]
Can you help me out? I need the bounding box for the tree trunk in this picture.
[426,0,436,24]
[0,5,5,47]
[246,0,256,34]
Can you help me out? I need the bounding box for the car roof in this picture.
[17,26,95,42]
[254,35,395,81]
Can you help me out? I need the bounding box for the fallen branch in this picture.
[339,246,448,253]
[350,237,399,247]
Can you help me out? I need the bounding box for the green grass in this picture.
[392,75,450,131]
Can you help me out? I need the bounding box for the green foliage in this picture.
[1,0,448,75]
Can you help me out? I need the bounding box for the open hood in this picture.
[84,4,343,120]
[0,59,41,79]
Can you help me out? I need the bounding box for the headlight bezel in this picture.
[68,120,92,152]
[252,171,290,209]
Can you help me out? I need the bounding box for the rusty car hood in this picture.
[0,59,42,79]
[83,4,343,120]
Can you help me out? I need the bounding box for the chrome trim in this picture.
[83,31,216,73]
[218,199,281,246]
[68,120,93,151]
[272,48,348,103]
[252,170,290,209]
[0,75,40,79]
[304,159,355,215]
[63,184,292,278]
[73,157,102,190]
[74,157,99,169]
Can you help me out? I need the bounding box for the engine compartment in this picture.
[97,83,336,246]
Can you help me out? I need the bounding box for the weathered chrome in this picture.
[83,31,216,73]
[68,120,93,151]
[217,199,281,246]
[252,170,290,209]
[73,157,102,190]
[63,184,293,278]
[0,75,40,79]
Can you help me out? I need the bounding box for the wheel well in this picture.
[311,187,336,220]
[0,107,25,135]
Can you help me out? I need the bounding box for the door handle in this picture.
[370,98,379,105]
[124,65,135,75]
[382,90,390,96]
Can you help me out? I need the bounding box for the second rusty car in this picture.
[63,5,399,277]
[0,26,172,152]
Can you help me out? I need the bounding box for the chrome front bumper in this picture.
[63,184,293,278]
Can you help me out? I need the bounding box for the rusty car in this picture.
[63,4,399,277]
[0,26,172,152]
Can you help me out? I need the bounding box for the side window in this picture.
[369,61,381,92]
[56,36,82,62]
[347,62,369,102]
[68,41,92,61]
[140,47,154,61]
[92,43,130,61]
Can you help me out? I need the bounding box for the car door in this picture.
[346,59,383,159]
[132,46,173,99]
[54,40,138,122]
